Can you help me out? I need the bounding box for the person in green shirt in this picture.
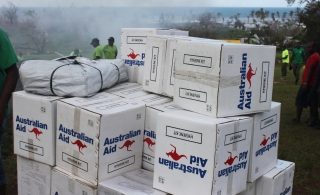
[90,38,104,60]
[103,37,118,59]
[0,27,19,194]
[281,46,290,80]
[291,43,305,85]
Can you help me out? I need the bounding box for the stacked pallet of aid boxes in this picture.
[141,36,295,195]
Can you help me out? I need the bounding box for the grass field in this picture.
[2,64,320,195]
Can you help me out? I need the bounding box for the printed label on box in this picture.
[183,54,212,68]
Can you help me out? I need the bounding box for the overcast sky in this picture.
[0,0,300,7]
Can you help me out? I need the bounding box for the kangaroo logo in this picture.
[224,152,238,166]
[127,48,140,59]
[29,128,43,141]
[260,134,270,146]
[119,140,135,151]
[246,63,257,88]
[72,140,87,154]
[166,144,187,161]
[143,137,155,151]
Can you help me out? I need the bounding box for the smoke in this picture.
[17,6,168,58]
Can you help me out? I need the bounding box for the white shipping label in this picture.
[150,47,159,81]
[179,88,207,102]
[183,54,212,68]
[126,36,147,44]
[166,126,202,144]
[260,62,270,102]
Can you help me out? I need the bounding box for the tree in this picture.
[199,12,213,29]
[298,1,320,41]
[2,2,18,24]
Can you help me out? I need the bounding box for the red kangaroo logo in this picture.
[143,137,155,151]
[246,63,257,88]
[224,152,238,166]
[260,134,270,146]
[29,128,43,141]
[72,140,87,154]
[166,144,187,161]
[127,48,140,59]
[119,140,135,151]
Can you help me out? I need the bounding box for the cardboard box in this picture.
[143,36,190,97]
[240,160,295,195]
[56,99,145,185]
[153,110,253,195]
[256,160,295,195]
[13,91,63,166]
[99,169,167,195]
[61,92,120,107]
[121,28,188,84]
[51,167,98,195]
[143,102,181,171]
[17,156,51,195]
[174,40,276,117]
[248,102,281,182]
[104,82,150,98]
[131,94,172,107]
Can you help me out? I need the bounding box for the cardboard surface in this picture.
[51,167,98,195]
[56,99,145,185]
[248,102,281,182]
[153,110,253,195]
[13,91,63,165]
[17,156,51,195]
[174,41,276,117]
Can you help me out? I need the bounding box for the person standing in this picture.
[90,38,104,60]
[304,42,320,126]
[0,27,19,194]
[103,37,117,59]
[291,43,305,85]
[294,42,320,126]
[281,46,290,80]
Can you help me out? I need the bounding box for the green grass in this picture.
[2,63,320,194]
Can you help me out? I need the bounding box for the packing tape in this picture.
[175,70,241,88]
[72,107,81,176]
[227,120,240,195]
[28,138,34,160]
[68,177,75,193]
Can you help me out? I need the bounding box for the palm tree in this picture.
[271,12,276,21]
[250,10,255,23]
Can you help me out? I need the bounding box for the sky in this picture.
[0,0,301,7]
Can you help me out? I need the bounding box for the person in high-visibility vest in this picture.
[281,46,290,80]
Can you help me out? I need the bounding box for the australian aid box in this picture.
[99,169,168,195]
[13,91,63,166]
[121,28,188,84]
[143,35,191,97]
[17,156,52,195]
[143,102,181,171]
[174,40,276,117]
[248,102,281,182]
[56,98,145,186]
[51,167,98,195]
[153,109,253,195]
[239,160,295,195]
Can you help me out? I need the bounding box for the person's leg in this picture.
[281,63,287,79]
[309,92,319,126]
[292,64,299,84]
[0,111,8,194]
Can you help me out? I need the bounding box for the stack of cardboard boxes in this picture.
[13,28,295,195]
